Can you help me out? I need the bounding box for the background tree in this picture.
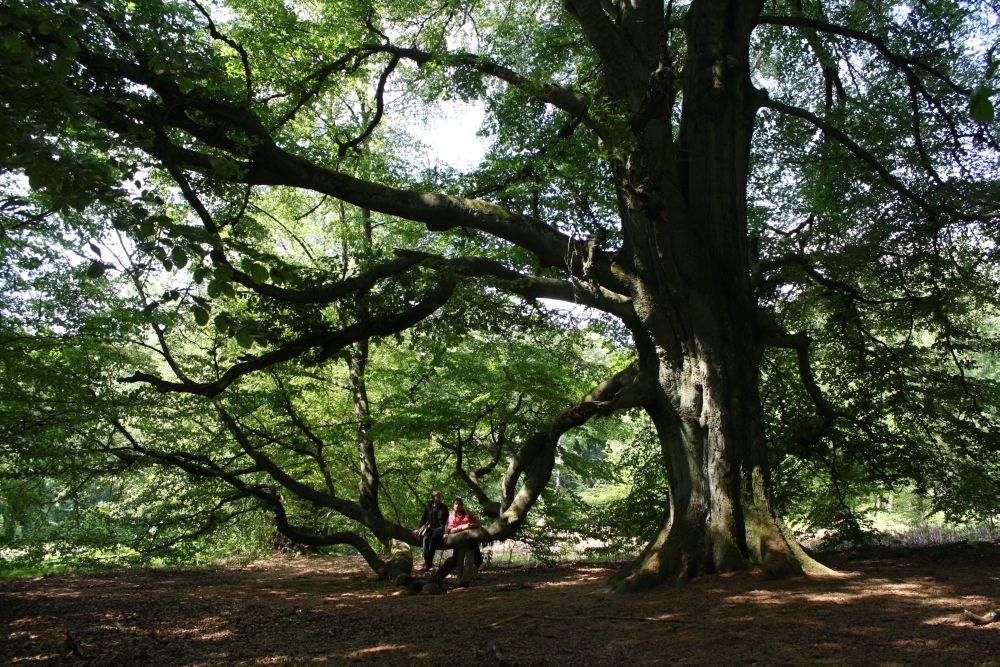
[0,0,996,589]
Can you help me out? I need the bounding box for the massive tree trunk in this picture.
[607,0,829,590]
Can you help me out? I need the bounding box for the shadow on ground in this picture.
[2,542,998,665]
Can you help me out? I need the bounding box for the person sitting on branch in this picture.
[434,497,480,587]
[415,489,449,571]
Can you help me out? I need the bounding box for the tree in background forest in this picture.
[1,0,997,589]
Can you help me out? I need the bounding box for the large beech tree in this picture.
[1,0,997,588]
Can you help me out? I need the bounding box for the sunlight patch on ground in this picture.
[166,617,230,639]
[17,589,82,601]
[722,577,962,611]
[9,655,59,663]
[328,591,386,602]
[923,613,967,625]
[536,579,593,589]
[345,643,412,658]
[192,629,235,641]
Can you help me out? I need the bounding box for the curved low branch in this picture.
[269,499,409,578]
[109,394,418,572]
[214,402,414,543]
[458,359,655,543]
[756,320,868,452]
[437,360,655,550]
[759,328,840,422]
[434,405,508,519]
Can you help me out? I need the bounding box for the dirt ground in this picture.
[2,542,998,666]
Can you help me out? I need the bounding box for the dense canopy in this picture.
[1,0,997,589]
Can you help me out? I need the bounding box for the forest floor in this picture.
[2,541,998,666]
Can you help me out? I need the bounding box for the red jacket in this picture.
[447,509,478,532]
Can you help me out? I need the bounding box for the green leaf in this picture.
[234,327,254,348]
[192,305,210,326]
[213,313,231,333]
[171,247,188,269]
[85,261,107,279]
[3,34,23,53]
[970,87,996,124]
[250,263,270,283]
[214,265,233,282]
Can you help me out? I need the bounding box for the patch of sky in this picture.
[409,98,491,173]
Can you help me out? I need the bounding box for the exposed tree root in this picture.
[962,608,999,625]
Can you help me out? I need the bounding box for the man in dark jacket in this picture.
[415,490,448,571]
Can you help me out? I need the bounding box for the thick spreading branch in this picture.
[189,0,253,98]
[433,397,514,519]
[120,278,457,396]
[213,402,407,540]
[338,54,400,156]
[760,329,841,423]
[107,384,415,567]
[70,40,632,292]
[566,0,647,105]
[403,252,636,323]
[443,359,654,547]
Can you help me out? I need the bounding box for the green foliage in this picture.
[751,0,1000,539]
[0,0,997,574]
[572,413,667,558]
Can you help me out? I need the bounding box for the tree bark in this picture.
[344,208,381,519]
[608,0,830,590]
